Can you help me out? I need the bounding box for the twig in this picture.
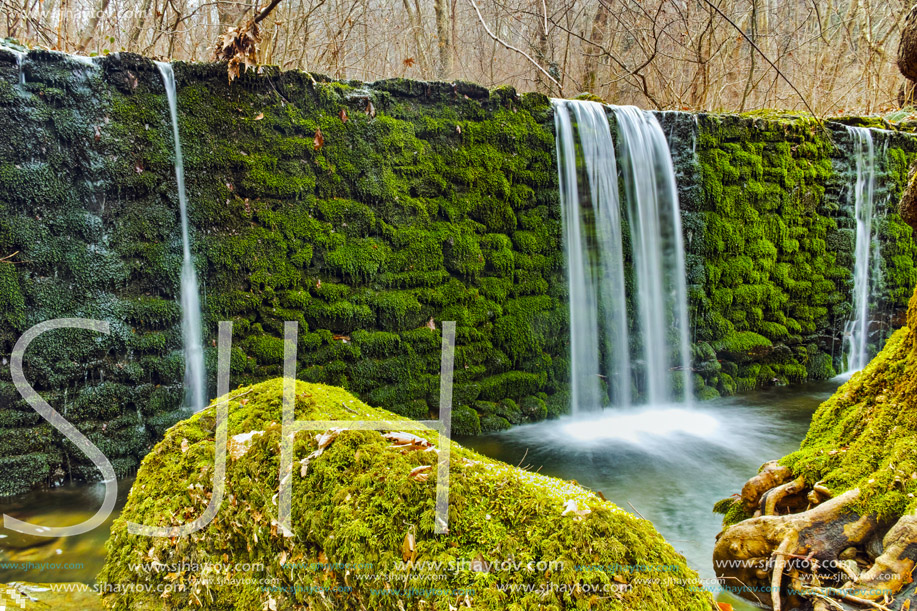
[627,501,647,521]
[466,0,561,94]
[0,251,20,262]
[798,586,893,611]
[253,0,284,24]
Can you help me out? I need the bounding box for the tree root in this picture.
[713,460,917,610]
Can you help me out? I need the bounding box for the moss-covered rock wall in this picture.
[2,48,917,495]
[663,112,917,400]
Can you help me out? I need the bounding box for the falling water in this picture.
[156,61,207,413]
[15,50,25,86]
[614,106,693,406]
[843,126,878,373]
[554,100,692,412]
[555,100,630,411]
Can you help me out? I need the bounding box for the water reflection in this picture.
[0,478,131,584]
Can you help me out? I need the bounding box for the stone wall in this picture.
[1,48,916,494]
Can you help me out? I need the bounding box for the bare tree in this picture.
[2,0,913,113]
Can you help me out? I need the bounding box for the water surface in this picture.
[460,380,840,608]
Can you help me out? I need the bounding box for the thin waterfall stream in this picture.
[843,125,880,373]
[156,61,207,413]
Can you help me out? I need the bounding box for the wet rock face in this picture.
[900,168,917,233]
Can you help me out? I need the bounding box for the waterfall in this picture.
[554,100,692,412]
[555,100,631,411]
[156,61,207,413]
[843,126,878,373]
[614,106,693,406]
[14,50,25,86]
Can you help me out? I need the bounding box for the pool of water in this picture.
[0,381,839,608]
[0,478,132,584]
[459,379,841,609]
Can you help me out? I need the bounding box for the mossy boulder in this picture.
[781,285,917,520]
[99,378,714,610]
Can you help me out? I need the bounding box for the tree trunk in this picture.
[898,3,917,106]
[433,0,452,79]
[75,0,111,51]
[581,2,608,94]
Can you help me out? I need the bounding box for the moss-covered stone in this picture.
[98,379,714,610]
[4,48,917,499]
[666,111,917,395]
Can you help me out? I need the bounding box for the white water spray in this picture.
[843,126,878,373]
[156,61,207,413]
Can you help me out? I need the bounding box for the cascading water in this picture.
[14,50,25,86]
[554,100,692,412]
[614,106,693,406]
[842,126,878,373]
[554,100,630,411]
[156,61,207,413]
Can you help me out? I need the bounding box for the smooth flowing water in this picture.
[555,100,630,410]
[554,100,692,411]
[843,126,879,373]
[614,106,693,405]
[156,62,207,413]
[460,380,840,609]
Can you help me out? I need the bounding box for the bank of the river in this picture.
[1,382,840,609]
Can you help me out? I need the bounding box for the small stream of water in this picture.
[155,61,207,413]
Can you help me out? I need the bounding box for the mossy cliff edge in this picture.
[98,379,715,610]
[2,47,917,496]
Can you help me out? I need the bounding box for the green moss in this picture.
[98,379,713,610]
[775,286,917,520]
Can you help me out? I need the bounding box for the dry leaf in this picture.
[180,438,189,453]
[470,553,489,573]
[426,317,436,331]
[301,428,344,476]
[228,430,264,460]
[401,531,416,562]
[365,99,376,118]
[254,112,264,120]
[339,108,348,123]
[313,127,324,150]
[716,604,733,611]
[561,499,592,517]
[409,465,432,482]
[384,432,433,454]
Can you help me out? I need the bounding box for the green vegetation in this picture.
[3,49,917,497]
[99,378,715,611]
[780,284,917,520]
[684,113,917,398]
